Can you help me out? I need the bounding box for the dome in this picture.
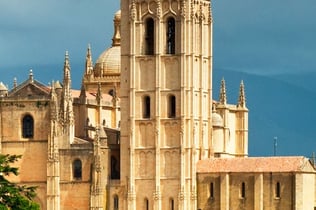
[94,46,121,75]
[212,113,223,127]
[93,10,121,76]
[0,82,8,91]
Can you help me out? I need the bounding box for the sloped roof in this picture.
[8,79,50,98]
[197,156,316,173]
[71,89,113,102]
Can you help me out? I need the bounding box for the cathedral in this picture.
[1,1,316,210]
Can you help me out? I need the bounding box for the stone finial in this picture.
[219,78,227,105]
[13,77,17,89]
[237,80,246,108]
[96,82,102,105]
[85,44,93,76]
[112,10,121,46]
[29,69,34,83]
[63,51,71,81]
[79,80,87,101]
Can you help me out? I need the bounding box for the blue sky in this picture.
[0,0,316,87]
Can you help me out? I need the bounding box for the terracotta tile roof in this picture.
[70,89,113,101]
[197,156,315,173]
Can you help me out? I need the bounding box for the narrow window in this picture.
[22,115,34,138]
[145,18,154,55]
[210,182,214,199]
[145,198,149,210]
[114,195,119,210]
[168,95,176,118]
[73,159,82,180]
[143,96,151,118]
[275,182,280,198]
[166,17,175,54]
[111,156,120,179]
[170,198,174,210]
[240,182,246,198]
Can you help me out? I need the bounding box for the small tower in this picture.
[236,80,248,156]
[47,81,61,210]
[59,51,74,146]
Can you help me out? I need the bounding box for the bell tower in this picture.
[120,0,213,209]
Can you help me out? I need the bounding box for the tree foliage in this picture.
[0,154,39,210]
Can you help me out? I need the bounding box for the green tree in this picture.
[0,154,39,210]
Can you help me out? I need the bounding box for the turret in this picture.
[60,51,74,145]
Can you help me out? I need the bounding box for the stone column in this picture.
[220,173,229,210]
[254,173,263,210]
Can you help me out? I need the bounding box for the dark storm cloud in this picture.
[213,0,316,74]
[0,0,315,77]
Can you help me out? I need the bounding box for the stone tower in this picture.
[120,0,213,209]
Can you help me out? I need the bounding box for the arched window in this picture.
[210,182,214,199]
[144,198,149,210]
[73,159,82,180]
[275,182,280,198]
[240,182,246,198]
[143,96,151,118]
[114,195,119,210]
[169,198,174,210]
[168,95,176,118]
[145,18,154,55]
[166,17,175,54]
[22,114,34,138]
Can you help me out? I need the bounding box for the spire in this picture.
[96,82,102,105]
[13,77,17,89]
[79,80,87,101]
[85,44,93,76]
[219,78,227,105]
[112,10,121,46]
[50,81,58,121]
[29,69,34,83]
[63,51,71,84]
[237,80,246,108]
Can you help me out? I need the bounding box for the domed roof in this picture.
[0,82,8,91]
[93,10,121,76]
[212,112,223,127]
[94,46,121,75]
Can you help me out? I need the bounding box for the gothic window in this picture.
[168,95,176,118]
[73,159,82,180]
[145,18,154,55]
[240,182,246,198]
[170,198,174,210]
[22,114,34,138]
[143,96,151,118]
[275,182,281,198]
[114,195,119,210]
[111,156,120,179]
[210,182,214,199]
[166,17,175,54]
